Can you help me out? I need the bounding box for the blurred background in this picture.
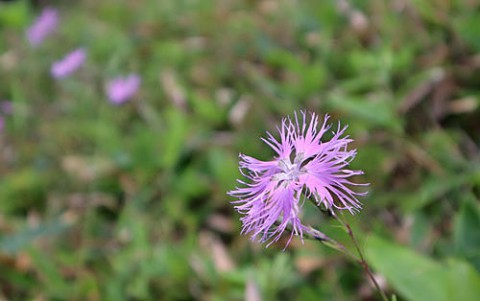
[1,0,480,300]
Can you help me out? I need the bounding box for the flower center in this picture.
[274,156,303,183]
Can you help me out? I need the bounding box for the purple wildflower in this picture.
[228,112,366,246]
[50,48,86,79]
[26,7,59,46]
[105,74,141,105]
[1,101,13,115]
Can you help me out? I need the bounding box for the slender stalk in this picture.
[283,201,390,300]
[333,212,389,301]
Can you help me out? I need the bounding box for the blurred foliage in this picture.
[0,0,480,300]
[365,235,480,301]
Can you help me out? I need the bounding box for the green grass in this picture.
[1,0,480,300]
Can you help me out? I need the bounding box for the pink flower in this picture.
[228,112,367,246]
[26,7,59,46]
[106,74,141,105]
[1,101,13,115]
[51,48,86,79]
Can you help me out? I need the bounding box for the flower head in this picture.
[1,101,13,115]
[51,48,86,79]
[26,7,59,47]
[228,112,366,246]
[105,74,141,105]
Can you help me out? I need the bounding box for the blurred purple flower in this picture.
[26,7,59,46]
[106,74,141,105]
[1,101,13,115]
[51,48,86,79]
[228,112,367,246]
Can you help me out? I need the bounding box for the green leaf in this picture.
[0,219,69,254]
[207,147,239,191]
[408,0,444,25]
[400,174,467,212]
[326,92,401,132]
[453,13,480,52]
[0,169,48,213]
[446,259,480,301]
[0,1,30,28]
[28,247,71,298]
[365,235,480,301]
[159,108,189,169]
[190,93,226,125]
[454,196,480,270]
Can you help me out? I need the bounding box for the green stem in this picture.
[333,211,389,301]
[283,200,391,301]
